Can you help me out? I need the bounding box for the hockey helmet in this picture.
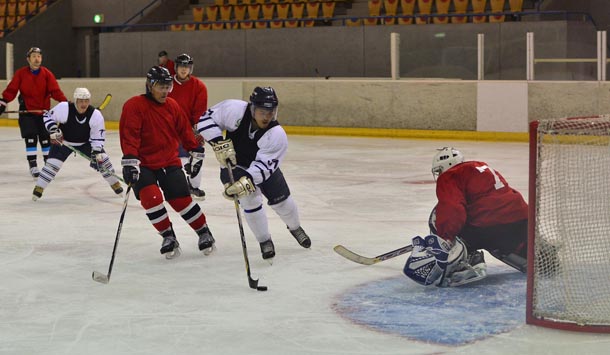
[146,66,173,87]
[175,53,194,67]
[250,87,279,109]
[26,47,42,57]
[73,87,91,100]
[431,147,464,180]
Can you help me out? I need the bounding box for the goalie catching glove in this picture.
[224,175,255,200]
[211,138,236,168]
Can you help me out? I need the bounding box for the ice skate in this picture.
[28,160,39,179]
[197,225,215,255]
[260,239,275,262]
[190,186,206,200]
[288,226,311,248]
[160,228,181,259]
[110,181,124,195]
[32,186,44,201]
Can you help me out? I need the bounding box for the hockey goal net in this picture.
[528,115,610,332]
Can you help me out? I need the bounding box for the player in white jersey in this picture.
[32,88,123,201]
[195,86,311,260]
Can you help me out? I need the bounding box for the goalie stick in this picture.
[92,185,132,284]
[227,162,268,292]
[333,244,413,265]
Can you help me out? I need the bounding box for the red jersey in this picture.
[168,75,208,126]
[160,59,175,76]
[435,161,528,241]
[2,66,67,110]
[119,95,199,170]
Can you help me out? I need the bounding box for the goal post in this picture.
[527,116,610,332]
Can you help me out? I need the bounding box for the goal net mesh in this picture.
[531,115,610,328]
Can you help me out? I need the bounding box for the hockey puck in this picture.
[257,286,268,291]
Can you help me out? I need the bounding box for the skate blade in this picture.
[92,271,109,284]
[32,196,39,202]
[202,244,216,256]
[165,246,182,260]
[265,257,274,265]
[191,195,206,201]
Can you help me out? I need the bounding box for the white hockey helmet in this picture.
[431,147,464,179]
[73,87,91,100]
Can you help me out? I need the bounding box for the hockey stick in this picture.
[63,143,125,183]
[3,109,47,114]
[226,163,268,292]
[97,94,112,110]
[92,184,132,284]
[1,93,111,116]
[333,244,413,265]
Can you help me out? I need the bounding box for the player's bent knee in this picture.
[139,184,164,209]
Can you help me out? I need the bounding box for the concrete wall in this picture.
[71,0,154,27]
[2,78,607,134]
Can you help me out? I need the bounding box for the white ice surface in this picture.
[1,127,610,354]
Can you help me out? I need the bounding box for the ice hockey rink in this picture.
[2,126,610,355]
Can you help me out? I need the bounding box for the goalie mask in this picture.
[431,147,464,180]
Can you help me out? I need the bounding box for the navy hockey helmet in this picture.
[175,53,194,66]
[146,66,173,86]
[250,87,279,109]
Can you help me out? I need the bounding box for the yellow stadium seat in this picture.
[206,5,219,21]
[471,0,487,13]
[240,20,254,29]
[489,14,504,22]
[364,18,378,25]
[212,22,225,30]
[417,0,432,15]
[6,1,14,16]
[228,0,238,5]
[220,5,232,21]
[397,17,413,25]
[284,19,299,28]
[234,5,246,21]
[214,0,223,5]
[184,23,197,31]
[199,23,211,30]
[383,16,396,25]
[321,2,335,19]
[433,15,448,24]
[247,4,260,19]
[305,2,319,18]
[17,0,26,15]
[509,0,523,11]
[472,14,487,23]
[452,0,467,13]
[368,0,381,17]
[400,0,414,15]
[270,19,283,28]
[276,3,289,19]
[290,3,304,18]
[27,1,37,13]
[435,0,450,14]
[192,6,204,22]
[0,4,5,16]
[255,20,267,28]
[36,0,46,13]
[345,18,361,26]
[262,4,274,20]
[301,19,314,27]
[170,23,183,31]
[490,0,505,21]
[384,0,398,16]
[226,22,239,29]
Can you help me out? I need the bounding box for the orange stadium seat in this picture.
[0,17,4,30]
[401,0,414,17]
[184,23,197,31]
[451,0,468,23]
[384,0,398,16]
[234,5,246,21]
[206,5,219,21]
[270,19,283,28]
[228,0,238,5]
[305,2,319,18]
[472,14,487,23]
[169,23,183,31]
[284,19,299,27]
[364,17,378,25]
[435,0,450,14]
[368,0,381,17]
[321,2,335,19]
[212,22,224,30]
[397,17,413,25]
[36,0,45,13]
[17,0,26,16]
[509,0,523,11]
[26,1,36,13]
[490,0,505,21]
[255,20,267,28]
[16,15,24,27]
[471,0,487,13]
[489,14,504,22]
[6,1,14,16]
[276,3,289,19]
[416,0,432,24]
[383,16,396,25]
[214,0,223,5]
[0,4,5,16]
[290,3,304,18]
[240,20,254,29]
[301,19,314,27]
[346,18,362,26]
[192,6,204,22]
[262,4,274,20]
[247,4,260,19]
[220,5,232,21]
[199,23,211,30]
[226,22,239,29]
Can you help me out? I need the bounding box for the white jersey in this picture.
[43,101,106,150]
[197,99,288,185]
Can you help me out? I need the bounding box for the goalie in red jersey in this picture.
[403,147,529,287]
[119,66,214,259]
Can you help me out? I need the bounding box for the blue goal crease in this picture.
[334,265,526,346]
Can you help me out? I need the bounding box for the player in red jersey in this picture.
[0,47,67,178]
[119,66,214,259]
[157,50,175,76]
[168,53,208,199]
[404,147,528,287]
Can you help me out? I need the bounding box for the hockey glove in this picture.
[90,148,104,171]
[188,146,205,178]
[0,98,6,115]
[224,175,255,199]
[49,129,63,145]
[121,155,140,185]
[211,138,236,168]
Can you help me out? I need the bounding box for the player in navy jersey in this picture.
[403,147,529,287]
[168,53,208,200]
[32,88,122,201]
[195,86,311,260]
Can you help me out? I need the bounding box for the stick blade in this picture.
[333,245,377,265]
[92,271,110,284]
